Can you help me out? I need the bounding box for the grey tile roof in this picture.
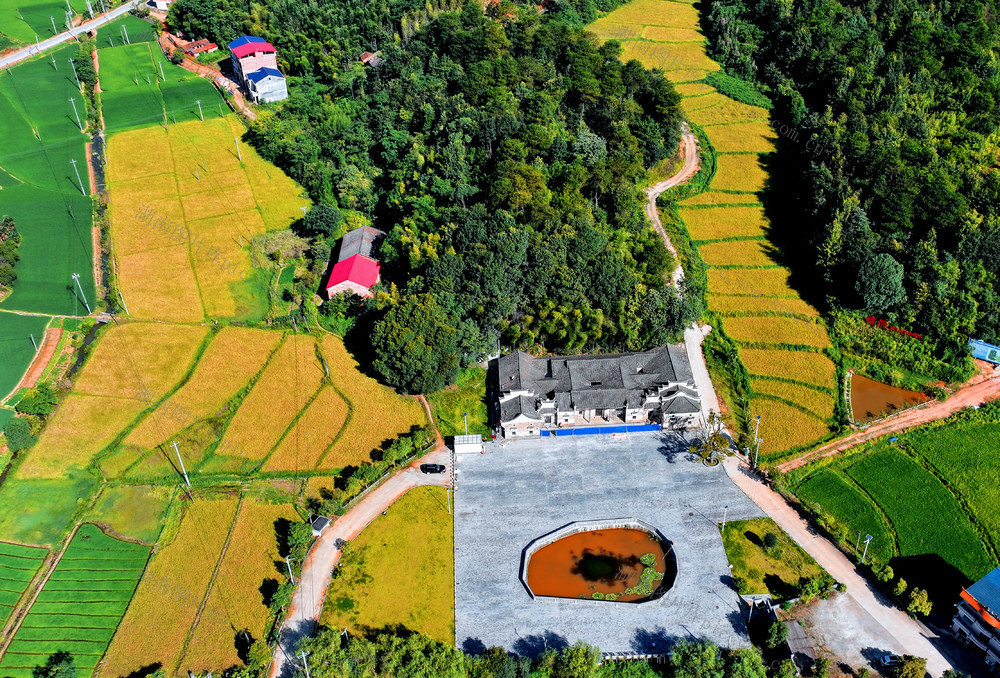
[338,226,386,262]
[663,396,701,414]
[499,395,539,421]
[498,345,698,423]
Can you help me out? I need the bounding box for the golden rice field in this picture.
[740,348,837,387]
[72,321,208,402]
[710,153,769,192]
[679,205,768,241]
[316,335,427,471]
[682,91,731,113]
[688,100,768,126]
[722,316,832,348]
[707,268,798,297]
[590,0,701,27]
[217,334,326,460]
[674,82,716,96]
[180,500,297,672]
[751,378,835,419]
[707,294,820,318]
[17,395,147,478]
[705,122,777,153]
[107,115,307,322]
[698,239,776,267]
[748,397,831,458]
[680,191,761,207]
[261,386,350,472]
[641,26,704,42]
[125,327,283,449]
[100,497,240,678]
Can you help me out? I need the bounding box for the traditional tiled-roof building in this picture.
[497,346,702,437]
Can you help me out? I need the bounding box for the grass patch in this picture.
[721,517,827,601]
[427,367,489,437]
[321,486,454,643]
[83,485,174,544]
[0,474,98,546]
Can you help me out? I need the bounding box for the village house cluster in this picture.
[228,36,288,103]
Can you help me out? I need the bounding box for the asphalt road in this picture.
[0,0,142,70]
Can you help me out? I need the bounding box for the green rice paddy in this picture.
[92,14,157,48]
[100,41,224,132]
[0,313,51,399]
[0,45,96,315]
[0,525,149,678]
[0,542,48,629]
[0,0,89,45]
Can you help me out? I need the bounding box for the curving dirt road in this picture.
[777,361,1000,473]
[644,124,699,286]
[268,440,453,678]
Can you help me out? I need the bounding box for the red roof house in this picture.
[323,226,386,299]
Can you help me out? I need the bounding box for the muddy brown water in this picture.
[525,528,675,602]
[851,373,928,423]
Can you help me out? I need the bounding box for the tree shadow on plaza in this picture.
[511,631,570,659]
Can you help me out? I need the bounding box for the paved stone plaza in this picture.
[454,432,765,656]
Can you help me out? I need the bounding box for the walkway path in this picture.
[777,361,1000,472]
[16,327,62,391]
[644,124,699,286]
[723,456,958,675]
[268,446,453,678]
[0,0,142,70]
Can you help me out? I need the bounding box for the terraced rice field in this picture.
[0,525,149,678]
[99,497,239,678]
[179,500,297,672]
[751,378,835,419]
[0,543,47,628]
[591,0,839,458]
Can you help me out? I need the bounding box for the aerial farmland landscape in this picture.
[0,0,999,677]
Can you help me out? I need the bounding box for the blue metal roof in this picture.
[245,67,284,83]
[968,567,1000,616]
[969,338,1000,364]
[227,36,266,50]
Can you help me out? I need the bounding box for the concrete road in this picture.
[0,0,142,70]
[723,456,961,676]
[269,447,453,678]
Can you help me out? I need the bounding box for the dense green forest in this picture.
[168,0,695,393]
[702,0,1000,371]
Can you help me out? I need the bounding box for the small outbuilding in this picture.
[453,434,484,455]
[310,515,331,537]
[184,39,218,56]
[360,51,383,67]
[323,225,386,299]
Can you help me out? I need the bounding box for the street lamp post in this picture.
[285,556,296,584]
[721,505,728,533]
[752,415,762,468]
[861,534,873,564]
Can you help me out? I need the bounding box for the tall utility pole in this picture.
[195,100,203,121]
[234,137,242,162]
[159,62,165,81]
[752,414,763,468]
[50,14,57,33]
[68,159,86,197]
[118,290,129,315]
[71,272,91,312]
[285,556,296,584]
[298,651,311,678]
[121,24,129,44]
[721,505,729,533]
[85,0,93,18]
[69,58,80,87]
[463,411,468,435]
[171,441,191,486]
[69,97,83,130]
[30,334,38,351]
[861,535,873,564]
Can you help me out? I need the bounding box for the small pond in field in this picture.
[851,373,928,423]
[525,528,676,602]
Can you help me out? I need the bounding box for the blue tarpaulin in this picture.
[969,339,1000,365]
[540,424,662,437]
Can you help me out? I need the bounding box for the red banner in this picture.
[866,316,922,339]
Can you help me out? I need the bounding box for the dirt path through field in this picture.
[644,123,698,286]
[269,445,453,678]
[157,33,258,121]
[723,456,960,675]
[777,361,1000,472]
[16,327,62,390]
